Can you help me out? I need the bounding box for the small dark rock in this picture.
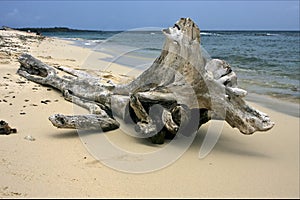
[0,120,17,135]
[16,81,26,84]
[41,100,51,104]
[11,128,17,133]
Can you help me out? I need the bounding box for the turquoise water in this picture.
[42,30,300,102]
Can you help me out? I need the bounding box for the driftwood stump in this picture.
[17,18,274,144]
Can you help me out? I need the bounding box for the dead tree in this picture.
[17,18,274,144]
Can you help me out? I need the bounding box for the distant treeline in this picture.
[15,27,102,33]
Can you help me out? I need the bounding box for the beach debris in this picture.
[24,135,35,141]
[0,27,45,62]
[49,114,119,131]
[16,80,26,84]
[16,18,274,144]
[41,100,51,104]
[0,120,17,135]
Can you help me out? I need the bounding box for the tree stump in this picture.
[17,18,274,144]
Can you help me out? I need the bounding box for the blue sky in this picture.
[0,1,299,30]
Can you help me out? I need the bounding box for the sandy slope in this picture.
[0,30,299,198]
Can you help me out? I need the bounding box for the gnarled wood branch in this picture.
[17,18,274,144]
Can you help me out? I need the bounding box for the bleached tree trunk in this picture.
[17,18,274,144]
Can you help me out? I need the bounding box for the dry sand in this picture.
[0,30,299,198]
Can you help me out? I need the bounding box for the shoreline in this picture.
[246,93,299,117]
[0,30,298,198]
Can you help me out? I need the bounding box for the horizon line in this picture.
[3,26,300,32]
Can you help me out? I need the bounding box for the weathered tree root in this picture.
[17,18,274,144]
[48,114,120,131]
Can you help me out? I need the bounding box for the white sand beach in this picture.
[0,30,299,198]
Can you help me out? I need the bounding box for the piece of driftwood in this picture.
[0,120,17,135]
[17,18,274,144]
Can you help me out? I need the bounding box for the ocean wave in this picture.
[254,33,279,36]
[143,47,161,52]
[57,37,85,41]
[83,39,104,46]
[240,79,299,91]
[234,68,256,73]
[221,55,264,63]
[200,32,221,36]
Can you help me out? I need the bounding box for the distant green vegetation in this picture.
[15,27,102,33]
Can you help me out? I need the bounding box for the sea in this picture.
[42,29,300,103]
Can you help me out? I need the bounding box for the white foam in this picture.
[200,32,220,36]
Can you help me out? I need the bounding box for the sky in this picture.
[0,1,299,30]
